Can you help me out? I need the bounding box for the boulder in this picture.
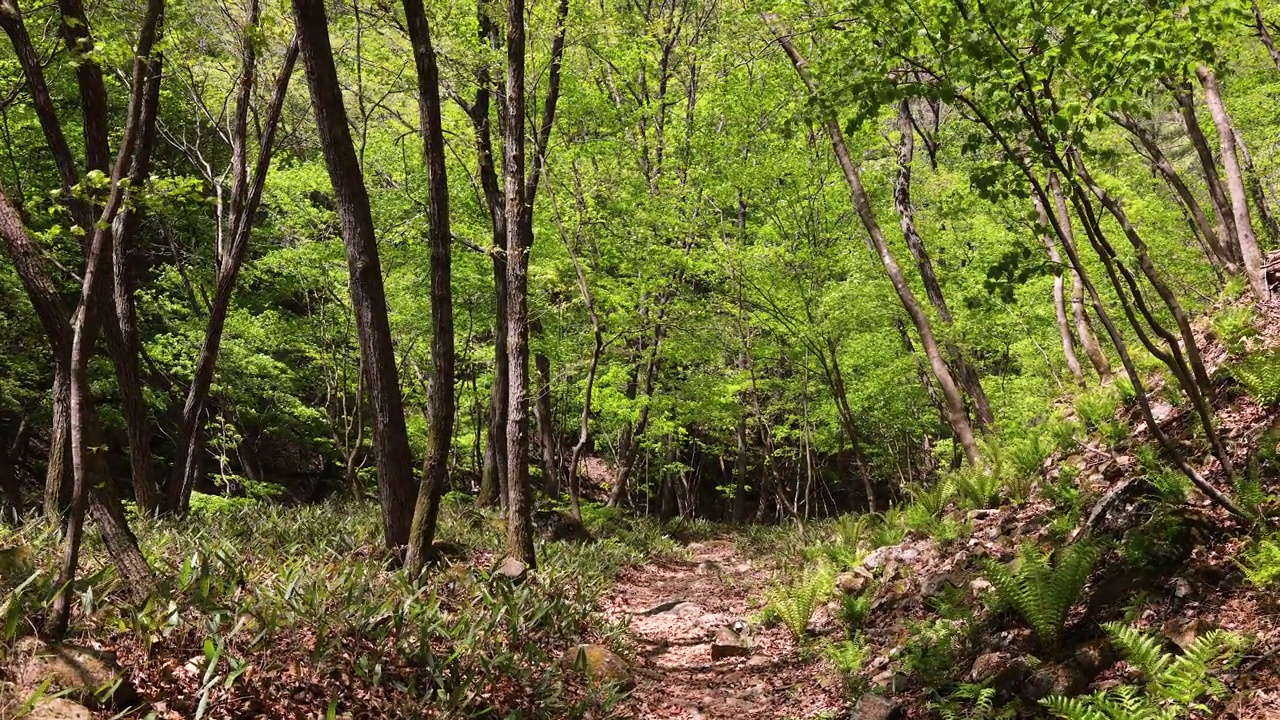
[533,510,593,543]
[28,698,93,720]
[559,644,632,688]
[851,694,898,720]
[494,557,528,583]
[968,652,1033,694]
[711,626,751,659]
[10,638,133,708]
[836,572,867,595]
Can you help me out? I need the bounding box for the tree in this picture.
[293,0,417,549]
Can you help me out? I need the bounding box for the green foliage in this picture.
[768,567,835,640]
[1075,387,1121,431]
[825,636,869,682]
[893,618,971,686]
[951,465,1003,510]
[1229,351,1280,407]
[981,540,1104,648]
[838,591,872,633]
[934,684,1016,720]
[1239,533,1280,587]
[1212,306,1259,356]
[1043,623,1247,719]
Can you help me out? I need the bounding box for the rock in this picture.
[660,602,704,617]
[1023,661,1085,701]
[1162,618,1216,651]
[0,544,33,579]
[533,510,593,543]
[11,638,133,708]
[969,652,1033,694]
[851,693,897,720]
[27,698,93,720]
[969,578,993,595]
[837,572,867,595]
[697,560,721,574]
[745,654,771,667]
[869,670,913,693]
[494,557,528,583]
[430,540,468,562]
[559,644,632,687]
[1072,637,1116,674]
[711,626,751,659]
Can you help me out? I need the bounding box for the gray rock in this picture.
[27,698,93,720]
[558,644,633,688]
[494,557,528,583]
[711,626,751,659]
[851,693,897,720]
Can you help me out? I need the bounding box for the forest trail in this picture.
[602,540,843,719]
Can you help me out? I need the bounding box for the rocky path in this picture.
[601,540,844,719]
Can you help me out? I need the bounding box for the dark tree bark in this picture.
[893,100,992,427]
[1196,67,1269,301]
[44,0,164,638]
[765,15,981,465]
[168,35,300,514]
[294,0,417,549]
[402,0,455,574]
[0,418,24,523]
[502,0,536,568]
[533,350,561,497]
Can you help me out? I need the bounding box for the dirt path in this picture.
[601,539,844,719]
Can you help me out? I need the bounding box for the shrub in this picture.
[1239,533,1280,587]
[1075,387,1120,430]
[982,540,1103,648]
[825,636,869,682]
[768,568,835,640]
[1213,305,1259,355]
[1230,350,1280,407]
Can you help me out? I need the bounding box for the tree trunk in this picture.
[1034,193,1084,385]
[533,351,561,497]
[294,0,417,549]
[402,0,455,573]
[1252,0,1280,71]
[765,15,981,465]
[1196,67,1269,301]
[1049,173,1112,382]
[893,100,992,427]
[1236,133,1280,244]
[0,420,22,524]
[1167,80,1242,267]
[169,36,299,513]
[502,0,536,569]
[1112,111,1239,273]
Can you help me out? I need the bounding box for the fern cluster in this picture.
[768,568,833,640]
[1240,533,1280,587]
[935,684,1015,720]
[1229,350,1280,407]
[1043,622,1247,720]
[981,540,1103,648]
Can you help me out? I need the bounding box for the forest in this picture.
[1,0,1280,716]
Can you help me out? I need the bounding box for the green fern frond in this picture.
[1230,350,1280,407]
[982,541,1102,647]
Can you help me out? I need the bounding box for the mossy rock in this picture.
[558,644,632,687]
[10,638,135,709]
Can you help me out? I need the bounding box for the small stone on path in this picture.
[852,693,897,720]
[711,626,751,659]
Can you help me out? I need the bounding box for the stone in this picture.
[869,670,913,693]
[837,572,867,595]
[968,652,1033,694]
[660,602,704,617]
[852,693,897,720]
[27,698,93,720]
[1162,618,1216,651]
[697,560,721,575]
[494,557,528,583]
[430,540,468,562]
[559,644,632,688]
[11,638,133,708]
[711,626,751,659]
[640,598,690,616]
[533,510,593,543]
[1023,662,1085,701]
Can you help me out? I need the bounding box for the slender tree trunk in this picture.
[1197,67,1269,301]
[1112,111,1239,273]
[502,0,536,568]
[1252,0,1280,71]
[403,0,455,573]
[1033,193,1084,385]
[295,0,417,549]
[0,420,23,523]
[732,410,748,523]
[893,101,992,426]
[48,0,162,637]
[533,350,561,497]
[1049,173,1112,382]
[1168,80,1242,267]
[1236,134,1280,244]
[765,15,981,465]
[169,37,300,513]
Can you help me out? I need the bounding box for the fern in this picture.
[981,540,1103,648]
[1075,387,1120,430]
[953,466,1003,509]
[1239,533,1280,587]
[1043,624,1247,720]
[934,684,1014,720]
[768,569,833,640]
[1230,350,1280,407]
[907,478,955,516]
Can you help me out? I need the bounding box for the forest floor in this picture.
[602,539,844,719]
